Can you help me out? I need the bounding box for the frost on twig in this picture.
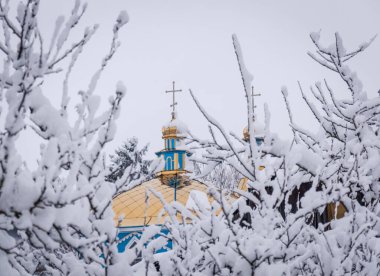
[141,33,380,275]
[0,1,140,275]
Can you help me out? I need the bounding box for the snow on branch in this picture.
[0,1,138,275]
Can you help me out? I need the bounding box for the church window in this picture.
[166,156,174,170]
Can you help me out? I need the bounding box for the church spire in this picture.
[251,85,261,121]
[156,81,192,187]
[243,86,264,143]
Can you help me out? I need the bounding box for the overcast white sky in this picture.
[18,0,380,163]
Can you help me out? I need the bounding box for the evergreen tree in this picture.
[107,137,153,183]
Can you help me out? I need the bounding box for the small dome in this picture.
[162,114,188,138]
[164,118,188,133]
[243,120,265,141]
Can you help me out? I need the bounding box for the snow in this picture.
[0,1,133,274]
[116,81,127,97]
[232,34,253,92]
[310,31,321,43]
[114,10,129,33]
[164,115,189,135]
[186,190,211,212]
[253,119,265,137]
[1,2,380,274]
[152,32,380,276]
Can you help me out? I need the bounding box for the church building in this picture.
[112,82,209,253]
[111,82,346,255]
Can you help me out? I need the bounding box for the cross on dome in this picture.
[165,81,182,120]
[251,85,261,118]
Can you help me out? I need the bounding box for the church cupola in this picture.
[243,86,265,145]
[156,82,192,186]
[243,118,265,145]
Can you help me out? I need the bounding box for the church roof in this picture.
[161,115,189,139]
[112,178,208,227]
[243,117,265,141]
[163,114,188,134]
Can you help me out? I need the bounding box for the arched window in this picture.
[166,156,173,170]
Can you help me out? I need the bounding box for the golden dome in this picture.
[162,126,178,138]
[112,178,208,227]
[243,118,265,142]
[162,116,188,139]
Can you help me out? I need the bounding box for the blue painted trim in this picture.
[116,226,172,254]
[156,149,188,154]
[118,224,164,229]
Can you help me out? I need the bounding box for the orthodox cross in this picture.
[251,86,261,119]
[166,81,182,120]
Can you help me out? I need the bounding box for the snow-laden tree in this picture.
[192,161,241,190]
[281,32,380,275]
[130,33,380,275]
[0,1,146,275]
[106,137,152,184]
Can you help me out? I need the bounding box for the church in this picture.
[111,81,346,254]
[112,82,212,253]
